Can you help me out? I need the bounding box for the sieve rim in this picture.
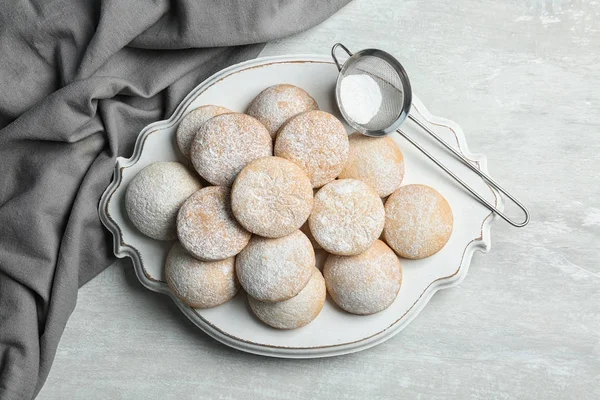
[334,48,412,137]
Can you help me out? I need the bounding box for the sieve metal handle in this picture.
[332,43,353,71]
[330,42,529,227]
[398,116,530,227]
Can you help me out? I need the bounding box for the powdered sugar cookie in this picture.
[323,240,402,315]
[236,230,314,302]
[125,162,201,240]
[231,157,313,238]
[247,84,319,138]
[275,110,349,188]
[384,184,453,259]
[248,268,326,329]
[165,243,239,309]
[190,113,272,186]
[309,179,385,256]
[177,186,251,261]
[338,133,405,197]
[176,105,231,158]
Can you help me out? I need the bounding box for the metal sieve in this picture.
[332,43,529,227]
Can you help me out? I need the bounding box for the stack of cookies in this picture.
[125,84,453,330]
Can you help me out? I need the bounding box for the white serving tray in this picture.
[99,54,500,358]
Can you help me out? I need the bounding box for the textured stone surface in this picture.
[39,1,600,399]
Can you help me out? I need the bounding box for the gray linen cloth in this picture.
[0,1,350,398]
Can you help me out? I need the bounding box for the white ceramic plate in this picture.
[99,54,501,358]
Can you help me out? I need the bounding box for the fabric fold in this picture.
[0,1,350,398]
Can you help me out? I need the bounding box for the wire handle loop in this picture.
[400,117,530,227]
[331,43,353,71]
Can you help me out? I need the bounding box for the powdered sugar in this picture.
[323,240,401,315]
[176,105,231,158]
[247,84,319,138]
[236,230,315,302]
[231,156,313,238]
[248,268,326,329]
[309,179,385,255]
[177,186,251,261]
[340,74,382,124]
[165,242,239,309]
[190,113,272,186]
[125,162,201,240]
[383,184,453,259]
[338,134,405,197]
[274,110,349,188]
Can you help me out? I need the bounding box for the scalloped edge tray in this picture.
[99,54,501,358]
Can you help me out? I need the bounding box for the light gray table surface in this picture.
[38,1,600,399]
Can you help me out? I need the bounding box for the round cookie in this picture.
[231,157,313,238]
[309,179,385,256]
[383,184,453,259]
[248,268,326,330]
[246,84,319,138]
[236,230,314,302]
[190,113,272,186]
[177,186,251,261]
[125,162,201,240]
[323,240,402,315]
[275,110,349,188]
[165,243,239,309]
[176,105,231,158]
[338,133,405,197]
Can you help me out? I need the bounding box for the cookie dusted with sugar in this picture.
[165,243,239,309]
[248,268,326,330]
[309,179,385,256]
[177,186,251,261]
[383,184,453,259]
[176,105,231,158]
[190,113,272,186]
[236,230,314,302]
[323,240,402,315]
[246,84,319,138]
[275,110,349,188]
[231,157,313,238]
[338,133,405,197]
[125,162,201,241]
